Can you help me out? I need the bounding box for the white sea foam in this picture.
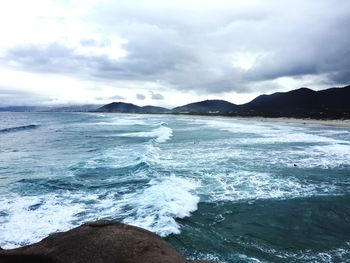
[94,120,146,126]
[154,126,173,143]
[82,144,148,169]
[174,117,350,169]
[0,194,85,249]
[79,141,164,170]
[197,171,338,202]
[311,144,350,159]
[289,143,350,168]
[187,252,226,263]
[91,115,147,126]
[0,175,199,248]
[187,251,262,263]
[194,118,287,135]
[243,240,350,262]
[0,191,128,249]
[120,125,173,143]
[251,143,350,169]
[195,118,350,145]
[122,176,200,236]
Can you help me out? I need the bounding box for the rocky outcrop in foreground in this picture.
[0,220,213,263]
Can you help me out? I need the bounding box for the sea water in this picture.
[0,112,349,262]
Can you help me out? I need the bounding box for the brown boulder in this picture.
[0,220,205,263]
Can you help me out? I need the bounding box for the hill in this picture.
[96,102,141,113]
[96,102,170,114]
[47,105,101,112]
[172,99,238,114]
[2,85,350,119]
[240,85,350,118]
[141,106,171,113]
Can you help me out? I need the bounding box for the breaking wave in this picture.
[0,124,39,133]
[120,124,173,143]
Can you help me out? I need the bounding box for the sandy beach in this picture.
[236,117,350,128]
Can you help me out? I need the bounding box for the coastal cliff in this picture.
[0,220,213,263]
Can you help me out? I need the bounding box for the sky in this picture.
[0,0,350,107]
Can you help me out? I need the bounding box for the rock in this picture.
[0,220,213,263]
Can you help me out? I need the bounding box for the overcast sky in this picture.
[0,0,349,107]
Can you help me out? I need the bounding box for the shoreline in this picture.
[234,116,350,127]
[91,112,350,128]
[3,111,350,128]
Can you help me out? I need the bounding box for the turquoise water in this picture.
[0,112,350,262]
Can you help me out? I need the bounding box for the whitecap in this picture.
[0,194,85,249]
[122,176,200,236]
[0,191,126,249]
[197,171,338,202]
[120,125,173,143]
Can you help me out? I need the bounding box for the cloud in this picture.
[109,95,126,100]
[150,91,164,100]
[0,88,52,106]
[0,0,350,106]
[136,93,146,100]
[95,95,125,101]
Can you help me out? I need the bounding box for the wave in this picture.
[0,191,128,249]
[0,193,85,249]
[77,142,163,170]
[122,176,199,236]
[120,125,173,143]
[280,143,350,169]
[238,239,350,263]
[94,120,146,126]
[0,176,199,248]
[197,171,342,203]
[0,124,39,133]
[200,119,350,144]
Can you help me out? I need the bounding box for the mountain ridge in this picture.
[2,85,350,119]
[172,99,237,114]
[96,102,170,114]
[240,85,350,118]
[95,85,350,118]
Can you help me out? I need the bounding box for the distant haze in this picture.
[0,0,349,107]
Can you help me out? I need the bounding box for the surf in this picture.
[0,124,39,133]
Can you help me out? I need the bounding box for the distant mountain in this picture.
[172,99,238,114]
[240,85,350,118]
[2,85,350,119]
[47,104,102,112]
[95,86,350,118]
[141,106,171,113]
[96,102,140,113]
[0,105,101,112]
[0,106,37,112]
[96,102,170,114]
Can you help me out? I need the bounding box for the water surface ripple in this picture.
[0,112,349,262]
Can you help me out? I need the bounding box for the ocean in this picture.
[0,112,349,262]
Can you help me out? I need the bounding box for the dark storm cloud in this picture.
[329,69,350,84]
[2,0,350,94]
[136,94,146,100]
[4,43,81,74]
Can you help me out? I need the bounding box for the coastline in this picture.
[90,111,350,128]
[3,111,350,128]
[234,116,350,127]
